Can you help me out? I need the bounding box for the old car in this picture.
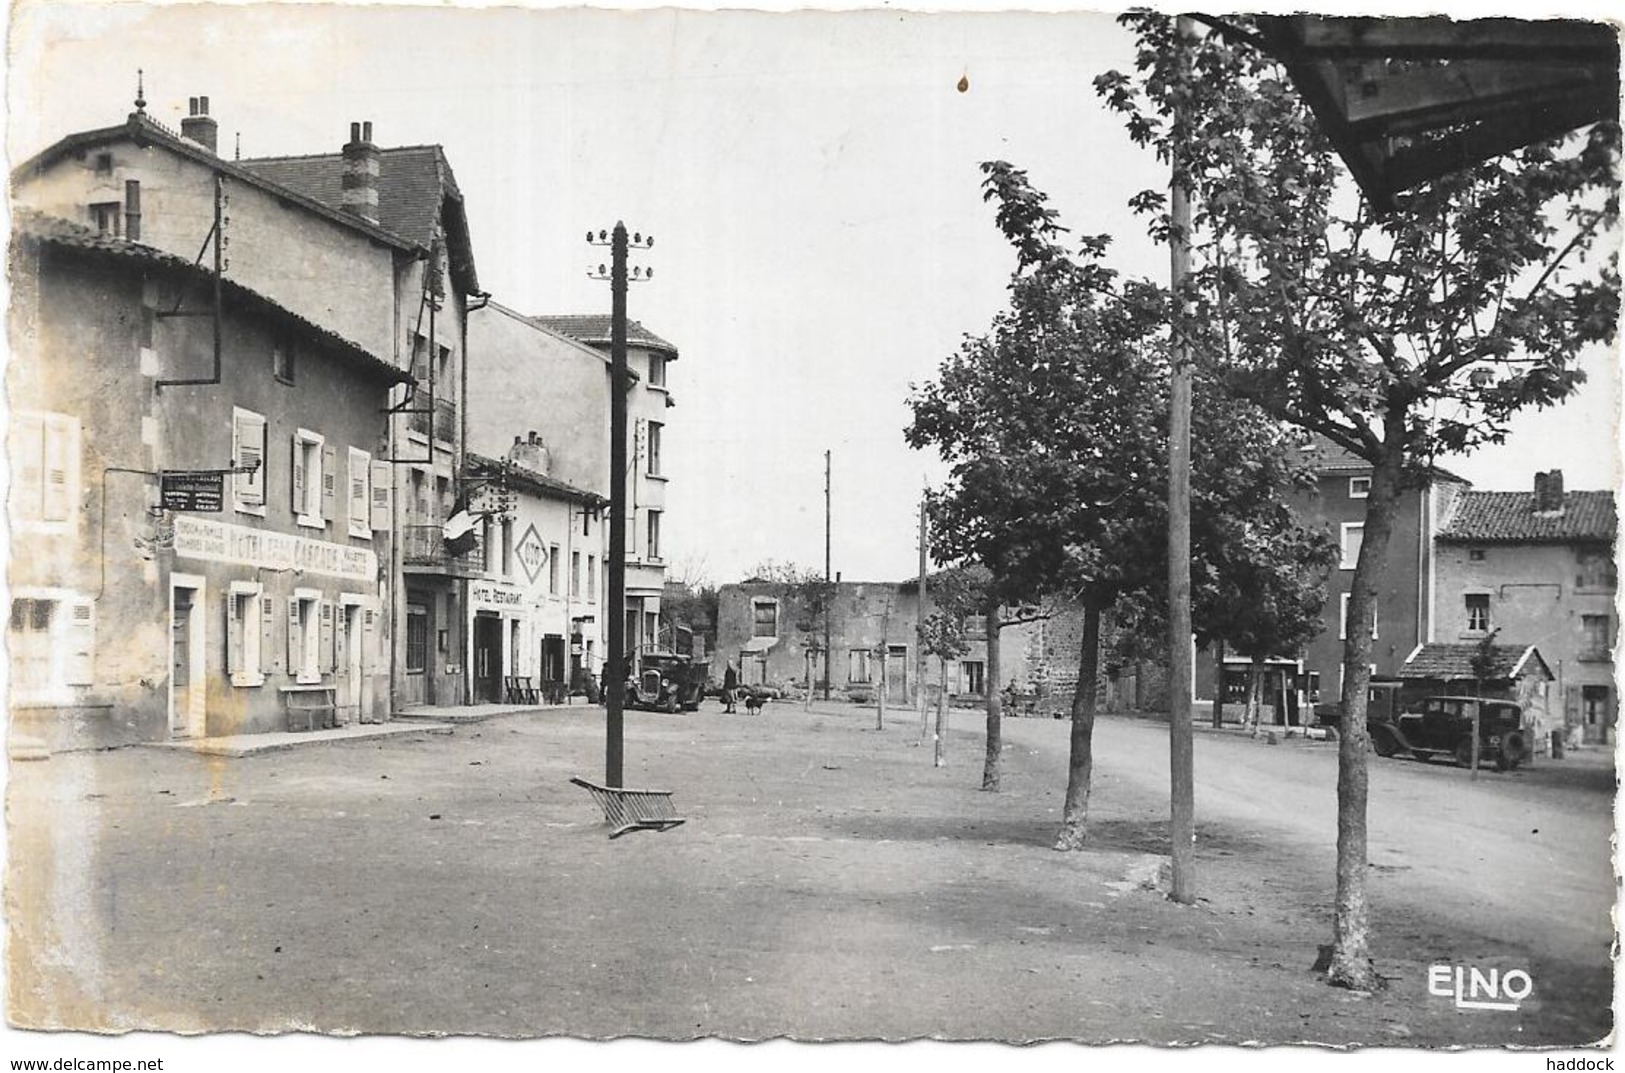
[1368,695,1529,770]
[625,652,707,713]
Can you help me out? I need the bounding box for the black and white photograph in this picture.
[3,1,1619,1069]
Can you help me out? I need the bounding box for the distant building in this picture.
[1431,472,1616,743]
[8,210,406,748]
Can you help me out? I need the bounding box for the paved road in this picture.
[6,704,1614,1045]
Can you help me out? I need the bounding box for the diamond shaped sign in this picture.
[515,523,548,585]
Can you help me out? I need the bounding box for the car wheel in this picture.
[1497,731,1527,772]
[1453,740,1476,768]
[1372,728,1398,758]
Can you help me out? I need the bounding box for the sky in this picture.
[6,0,1620,597]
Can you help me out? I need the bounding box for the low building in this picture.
[9,211,407,748]
[1396,642,1557,747]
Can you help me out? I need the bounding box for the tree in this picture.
[917,565,988,767]
[1098,13,1619,988]
[907,163,1169,845]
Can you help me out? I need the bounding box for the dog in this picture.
[743,690,766,716]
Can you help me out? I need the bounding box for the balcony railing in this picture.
[401,524,485,577]
[406,397,458,444]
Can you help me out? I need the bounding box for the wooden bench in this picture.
[569,777,685,838]
[281,684,338,732]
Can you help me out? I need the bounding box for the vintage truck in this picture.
[624,652,708,713]
[1368,695,1529,771]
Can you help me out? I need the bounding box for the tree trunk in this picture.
[1055,602,1102,850]
[876,652,886,731]
[933,656,949,767]
[1327,436,1402,992]
[982,600,1003,792]
[1212,639,1226,729]
[1245,660,1263,735]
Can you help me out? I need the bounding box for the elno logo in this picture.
[1428,964,1533,1011]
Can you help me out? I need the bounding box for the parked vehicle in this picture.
[625,652,707,713]
[1367,695,1529,770]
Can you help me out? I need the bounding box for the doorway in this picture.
[473,612,504,703]
[169,576,206,738]
[338,600,365,723]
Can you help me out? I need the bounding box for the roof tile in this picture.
[1439,490,1616,543]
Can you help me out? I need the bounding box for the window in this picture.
[646,421,663,477]
[964,614,987,639]
[286,591,326,684]
[1348,476,1370,499]
[549,544,561,595]
[9,595,94,700]
[90,201,121,237]
[225,583,267,687]
[347,447,372,539]
[1577,551,1617,591]
[849,648,873,684]
[290,429,331,527]
[1464,593,1491,634]
[9,412,79,529]
[1339,593,1378,640]
[647,509,662,560]
[94,152,113,176]
[1339,523,1364,570]
[646,611,660,651]
[232,408,266,515]
[1581,615,1611,660]
[273,340,296,384]
[406,604,428,674]
[1469,548,1487,562]
[649,353,667,388]
[587,555,597,602]
[571,551,582,597]
[752,600,778,638]
[961,660,986,696]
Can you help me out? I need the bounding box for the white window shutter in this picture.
[11,414,43,520]
[224,592,240,674]
[370,461,393,531]
[235,412,266,507]
[321,444,337,523]
[64,599,95,685]
[320,600,336,673]
[42,418,74,522]
[291,436,305,514]
[362,608,377,675]
[260,596,276,675]
[287,598,301,669]
[348,448,370,538]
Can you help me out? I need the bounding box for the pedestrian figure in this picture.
[722,661,739,713]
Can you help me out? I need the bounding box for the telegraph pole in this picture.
[917,488,930,740]
[1167,14,1197,905]
[588,222,653,788]
[823,449,832,702]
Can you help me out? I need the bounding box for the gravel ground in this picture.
[6,700,1615,1047]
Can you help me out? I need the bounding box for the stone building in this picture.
[1430,472,1616,743]
[8,210,406,748]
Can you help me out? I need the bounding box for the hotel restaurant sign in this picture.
[173,516,376,582]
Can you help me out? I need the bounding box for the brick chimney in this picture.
[507,431,552,476]
[180,96,218,154]
[341,120,380,223]
[1534,469,1566,514]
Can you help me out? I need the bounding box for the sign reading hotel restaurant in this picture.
[173,515,376,582]
[470,580,525,610]
[160,470,225,513]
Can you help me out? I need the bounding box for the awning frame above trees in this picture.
[1239,15,1620,214]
